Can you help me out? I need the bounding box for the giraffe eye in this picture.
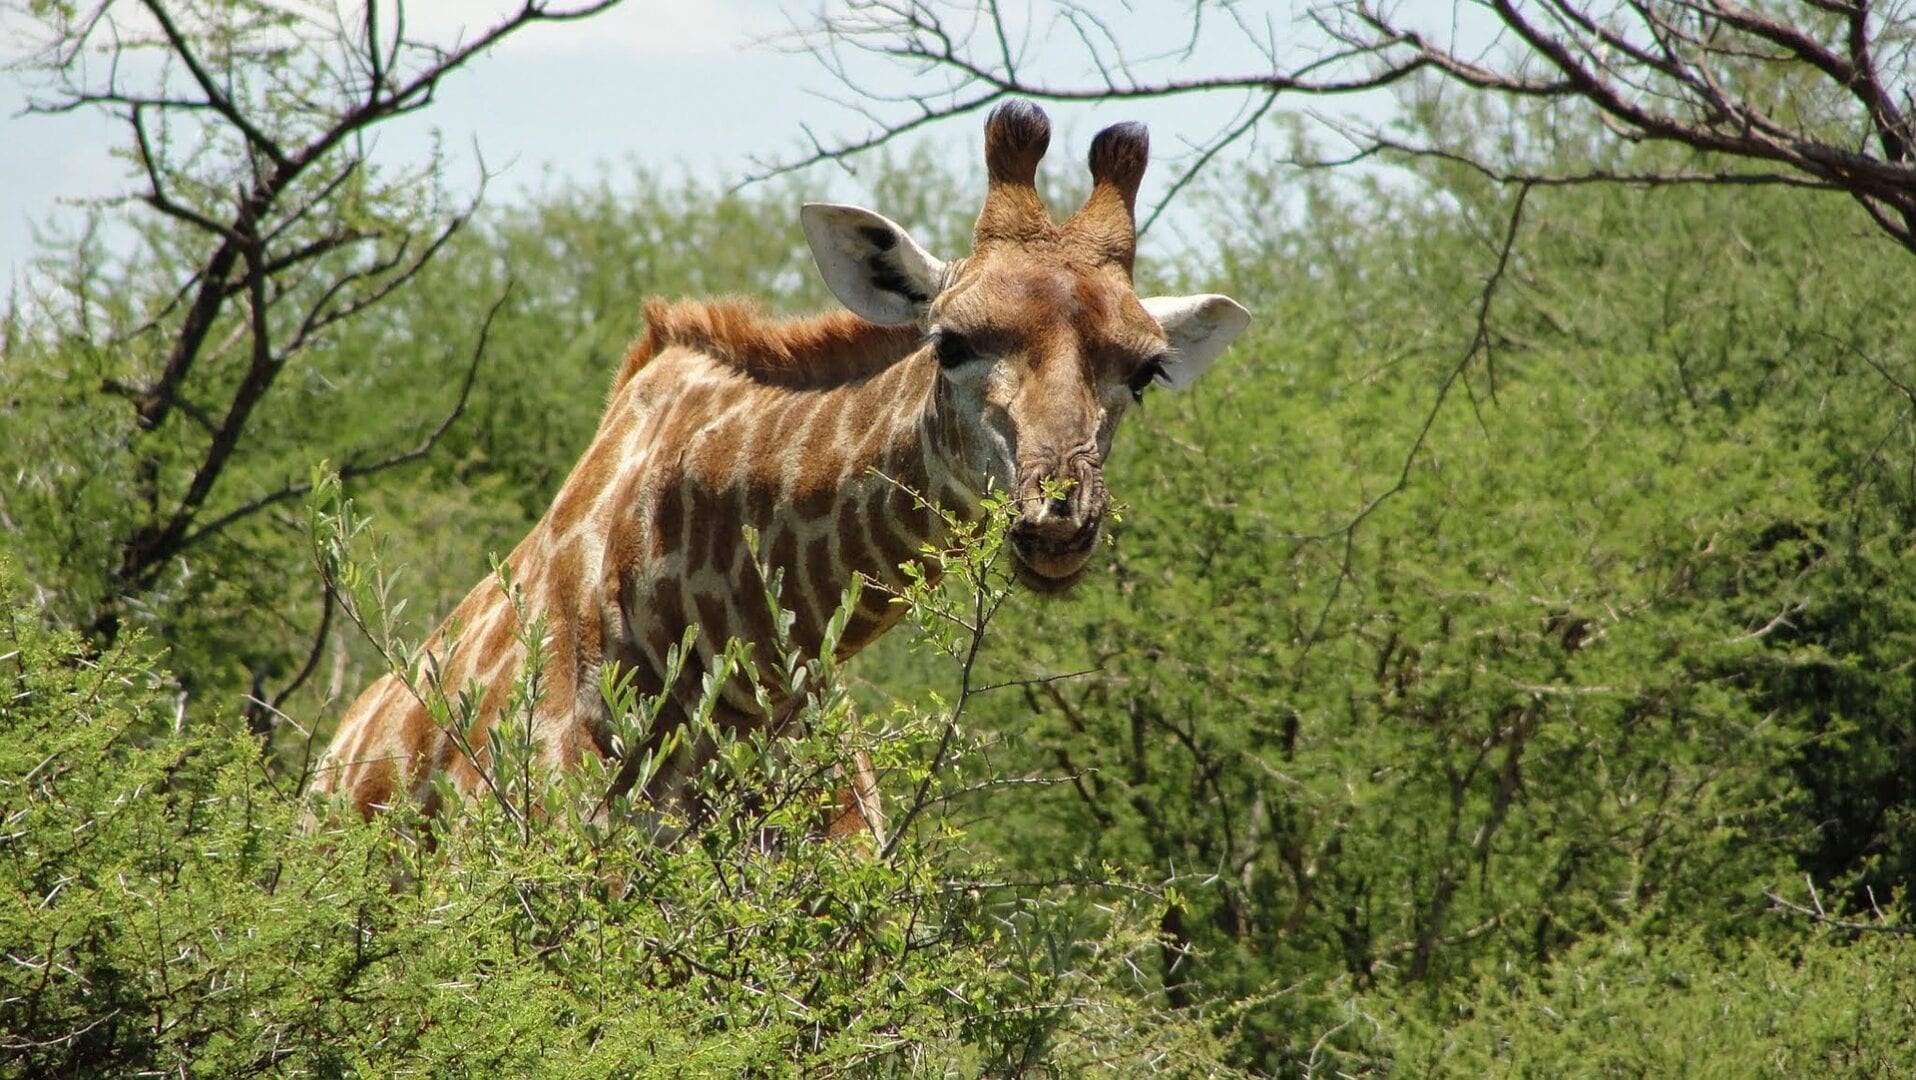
[1127,357,1169,403]
[933,329,980,369]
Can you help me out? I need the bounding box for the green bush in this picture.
[7,45,1914,1068]
[1371,921,1916,1077]
[1,515,1242,1077]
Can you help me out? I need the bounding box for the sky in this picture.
[0,0,1448,287]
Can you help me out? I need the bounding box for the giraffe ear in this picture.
[1140,294,1251,390]
[801,203,947,325]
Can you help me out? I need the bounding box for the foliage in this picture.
[0,526,1237,1076]
[912,133,1916,1070]
[6,3,1916,1072]
[1370,921,1916,1077]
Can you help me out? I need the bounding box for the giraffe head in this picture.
[801,100,1249,592]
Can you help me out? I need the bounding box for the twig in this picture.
[1765,882,1916,935]
[172,279,512,553]
[1297,182,1533,665]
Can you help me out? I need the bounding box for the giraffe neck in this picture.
[615,343,986,726]
[314,334,988,820]
[755,346,983,656]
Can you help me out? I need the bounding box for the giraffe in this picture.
[310,100,1250,840]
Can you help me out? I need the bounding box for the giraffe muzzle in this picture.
[1008,456,1107,592]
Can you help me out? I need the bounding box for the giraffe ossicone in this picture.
[311,101,1251,838]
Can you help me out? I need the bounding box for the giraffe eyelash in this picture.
[1127,357,1169,403]
[930,328,982,368]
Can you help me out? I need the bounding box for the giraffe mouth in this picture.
[1007,519,1101,593]
[1005,455,1106,593]
[1010,551,1094,594]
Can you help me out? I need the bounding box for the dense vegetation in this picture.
[5,28,1915,1077]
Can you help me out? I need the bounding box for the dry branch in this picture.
[782,0,1916,253]
[9,1,625,641]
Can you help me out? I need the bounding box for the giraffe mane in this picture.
[615,297,924,392]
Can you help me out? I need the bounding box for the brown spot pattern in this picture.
[311,102,1185,852]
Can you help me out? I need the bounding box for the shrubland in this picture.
[934,149,1916,1070]
[5,44,1914,1079]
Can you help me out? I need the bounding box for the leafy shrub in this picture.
[1,493,1242,1076]
[907,140,1916,1070]
[1369,920,1916,1077]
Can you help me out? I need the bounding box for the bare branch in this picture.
[1298,183,1532,664]
[1140,89,1280,237]
[1766,880,1916,935]
[171,280,510,554]
[1299,128,1847,191]
[781,0,1916,254]
[4,2,627,640]
[272,585,337,712]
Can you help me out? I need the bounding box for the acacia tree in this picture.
[2,0,622,661]
[785,0,1915,252]
[785,0,1916,984]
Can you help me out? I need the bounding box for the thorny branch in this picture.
[1296,182,1534,665]
[781,1,1916,254]
[1766,877,1916,935]
[8,1,625,642]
